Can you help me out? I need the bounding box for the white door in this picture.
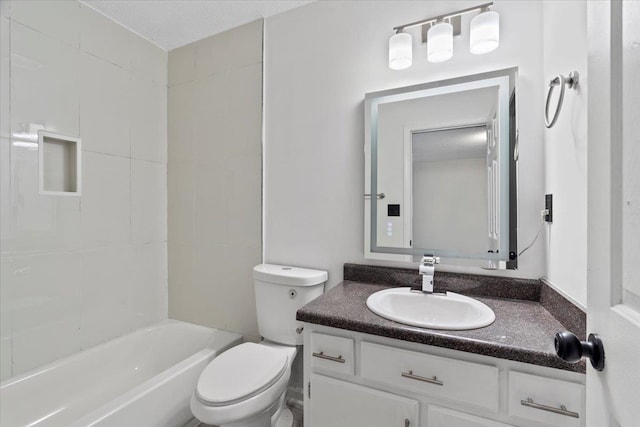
[586,1,640,426]
[309,374,418,427]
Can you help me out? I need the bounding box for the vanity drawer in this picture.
[310,333,355,376]
[507,371,584,427]
[361,342,499,412]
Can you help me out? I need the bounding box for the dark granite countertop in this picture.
[297,280,585,373]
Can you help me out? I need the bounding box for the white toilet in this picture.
[191,264,327,427]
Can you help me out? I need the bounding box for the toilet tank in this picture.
[253,264,327,345]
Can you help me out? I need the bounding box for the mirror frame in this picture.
[365,68,518,266]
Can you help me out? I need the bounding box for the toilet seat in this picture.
[196,343,288,406]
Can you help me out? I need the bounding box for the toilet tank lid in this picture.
[253,264,328,286]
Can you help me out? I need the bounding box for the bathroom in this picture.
[0,0,638,426]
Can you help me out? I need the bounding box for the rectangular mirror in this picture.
[364,68,518,269]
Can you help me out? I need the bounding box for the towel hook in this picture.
[544,71,579,128]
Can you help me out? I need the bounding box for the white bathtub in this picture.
[0,319,241,427]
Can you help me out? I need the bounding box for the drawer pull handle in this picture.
[401,370,444,386]
[312,351,345,363]
[520,398,580,418]
[404,419,410,427]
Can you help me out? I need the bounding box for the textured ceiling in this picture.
[80,0,314,51]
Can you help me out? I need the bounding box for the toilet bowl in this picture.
[191,342,297,427]
[190,264,327,427]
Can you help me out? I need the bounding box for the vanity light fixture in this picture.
[389,2,499,69]
[470,8,500,54]
[389,30,413,70]
[427,21,453,63]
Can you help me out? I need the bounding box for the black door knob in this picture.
[554,331,605,371]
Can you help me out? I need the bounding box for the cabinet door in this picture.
[309,374,419,427]
[428,406,514,427]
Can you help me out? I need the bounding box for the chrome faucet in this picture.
[418,255,440,293]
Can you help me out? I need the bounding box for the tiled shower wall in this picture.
[167,20,263,341]
[0,1,168,380]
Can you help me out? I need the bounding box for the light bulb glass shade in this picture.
[470,10,500,54]
[389,32,412,70]
[427,22,453,63]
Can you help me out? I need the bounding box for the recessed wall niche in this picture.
[38,131,81,196]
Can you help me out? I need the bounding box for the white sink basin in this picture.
[366,287,496,330]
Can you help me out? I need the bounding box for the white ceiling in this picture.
[80,0,314,51]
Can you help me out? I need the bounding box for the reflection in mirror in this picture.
[364,69,517,269]
[411,125,490,254]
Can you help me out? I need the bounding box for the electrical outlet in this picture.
[545,194,553,222]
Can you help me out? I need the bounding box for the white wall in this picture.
[264,0,545,288]
[167,20,263,342]
[0,1,168,380]
[542,0,588,307]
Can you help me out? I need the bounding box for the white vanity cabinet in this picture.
[303,324,586,427]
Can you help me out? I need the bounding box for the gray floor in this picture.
[292,405,304,427]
